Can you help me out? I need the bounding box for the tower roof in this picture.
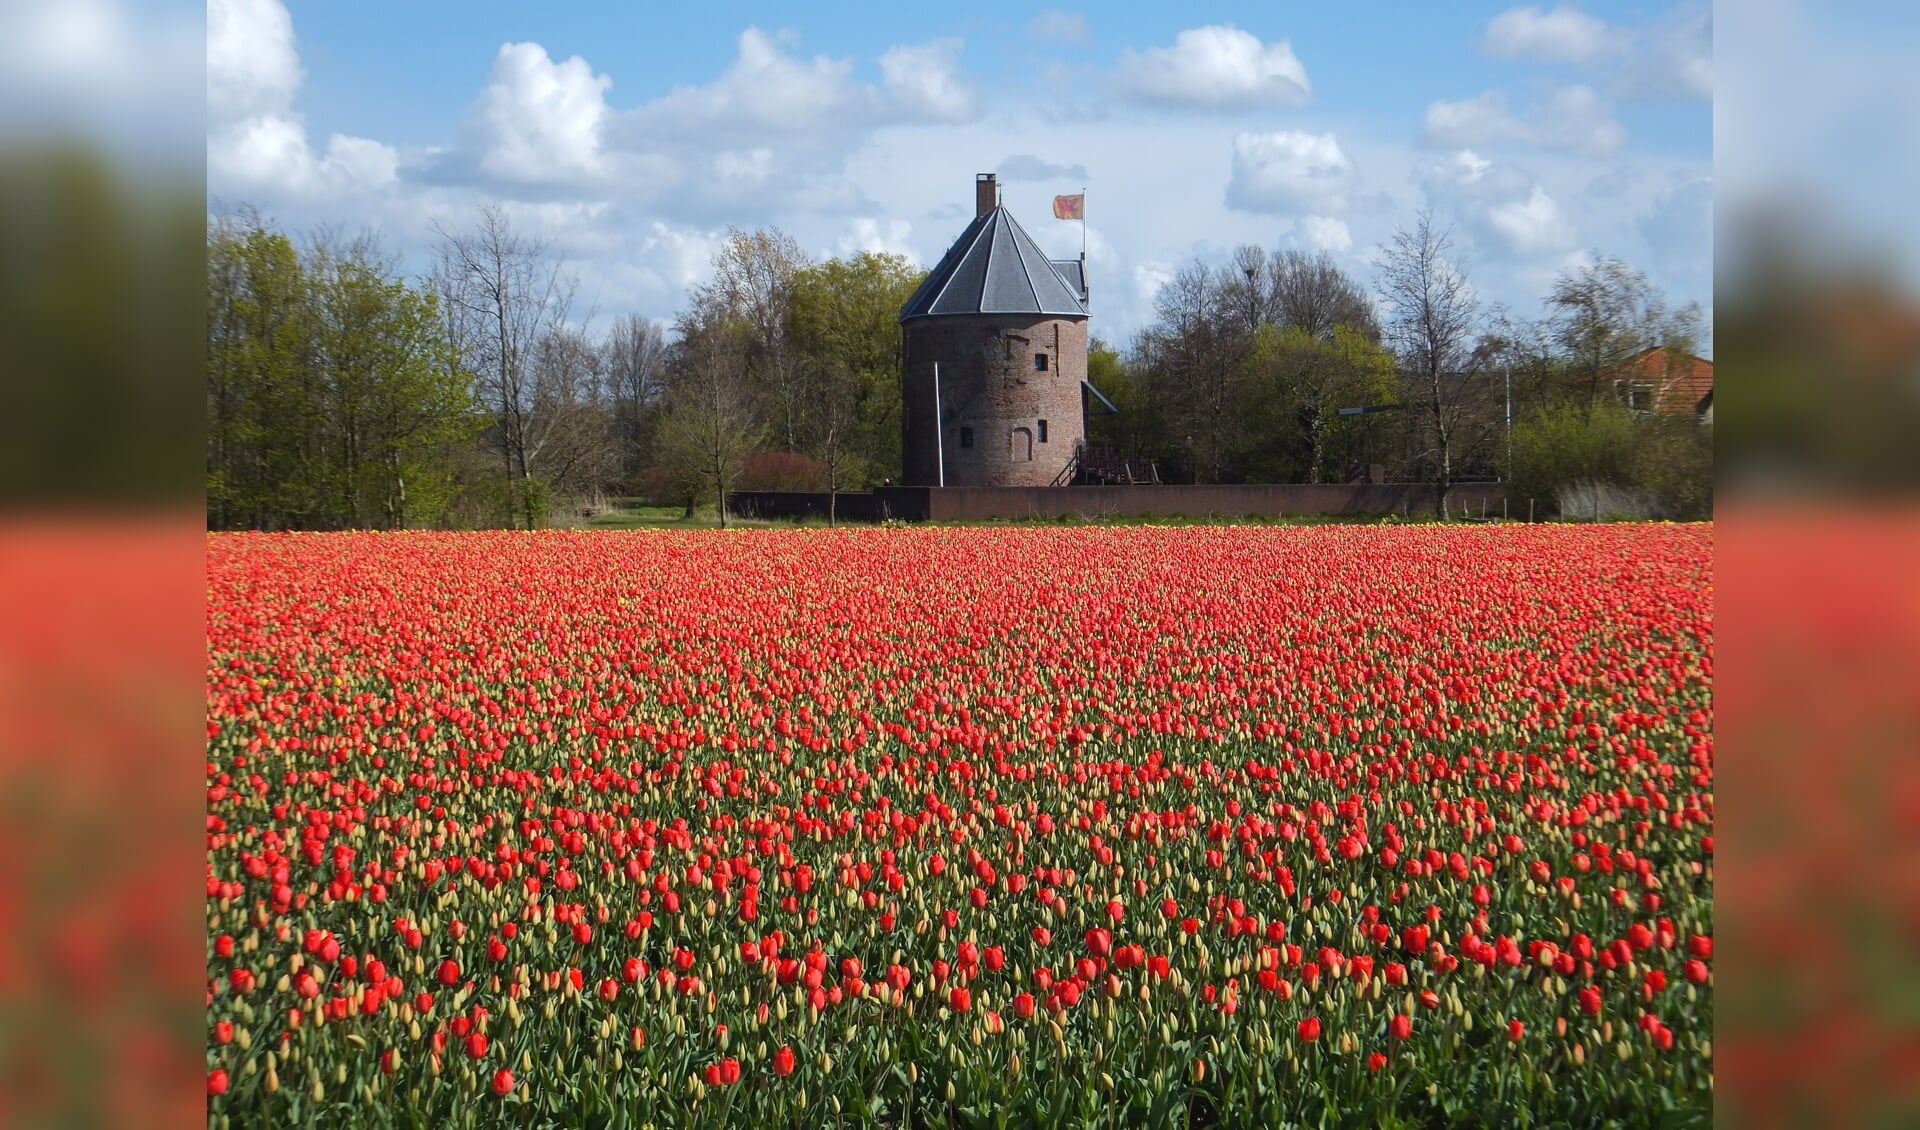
[899,207,1089,322]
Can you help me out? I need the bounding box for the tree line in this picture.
[207,205,1709,528]
[1097,211,1709,518]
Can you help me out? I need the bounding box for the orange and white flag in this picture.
[1052,194,1084,221]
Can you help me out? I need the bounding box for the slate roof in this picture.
[899,207,1090,322]
[1050,259,1087,303]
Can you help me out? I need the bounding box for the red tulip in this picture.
[437,960,460,987]
[1578,986,1603,1016]
[1389,1014,1412,1041]
[1014,991,1035,1019]
[207,1069,229,1096]
[949,987,972,1012]
[774,1045,795,1075]
[491,1068,514,1096]
[1297,1017,1321,1042]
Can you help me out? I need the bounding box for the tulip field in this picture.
[205,524,1712,1128]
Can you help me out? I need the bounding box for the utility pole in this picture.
[1505,363,1513,482]
[932,362,946,488]
[1497,362,1512,483]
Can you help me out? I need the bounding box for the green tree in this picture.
[209,210,479,530]
[1509,397,1638,517]
[786,251,925,509]
[1243,324,1400,484]
[207,212,319,529]
[308,232,477,527]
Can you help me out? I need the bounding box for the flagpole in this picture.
[1080,185,1087,262]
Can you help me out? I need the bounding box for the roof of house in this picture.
[899,207,1090,322]
[1617,346,1714,414]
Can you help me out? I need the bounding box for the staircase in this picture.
[1056,443,1160,486]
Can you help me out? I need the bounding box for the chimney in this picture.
[975,173,997,217]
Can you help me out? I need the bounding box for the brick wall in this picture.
[730,483,1509,522]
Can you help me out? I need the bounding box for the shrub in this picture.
[737,450,829,492]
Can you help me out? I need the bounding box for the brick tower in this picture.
[899,173,1090,487]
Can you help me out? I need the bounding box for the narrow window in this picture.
[1038,419,1049,443]
[1034,353,1048,371]
[960,426,974,448]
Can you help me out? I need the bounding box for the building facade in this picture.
[899,174,1091,487]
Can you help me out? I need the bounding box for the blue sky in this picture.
[207,1,1713,343]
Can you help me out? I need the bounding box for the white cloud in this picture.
[1482,5,1615,63]
[1225,130,1353,214]
[1114,25,1311,110]
[879,39,975,121]
[1585,163,1640,198]
[206,0,399,199]
[1485,185,1577,254]
[1637,175,1712,269]
[1618,4,1712,101]
[466,43,612,184]
[1291,215,1353,253]
[207,0,301,121]
[714,148,774,186]
[1424,85,1625,156]
[628,28,868,141]
[998,154,1090,182]
[1425,91,1529,148]
[1028,11,1091,47]
[1418,149,1578,259]
[638,221,725,291]
[1480,3,1711,103]
[835,218,917,260]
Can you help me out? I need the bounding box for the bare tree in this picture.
[694,228,808,449]
[1547,255,1703,405]
[656,314,761,529]
[1375,211,1482,517]
[605,313,669,480]
[432,204,575,529]
[1141,258,1255,483]
[1222,244,1272,334]
[1271,249,1379,341]
[525,327,618,508]
[804,355,861,527]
